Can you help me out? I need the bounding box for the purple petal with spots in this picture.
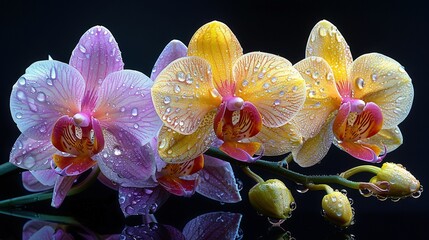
[121,223,184,240]
[69,25,124,109]
[182,212,242,240]
[22,171,55,192]
[118,185,170,217]
[95,70,162,147]
[150,40,187,81]
[51,175,77,208]
[196,155,242,203]
[10,60,85,140]
[95,132,157,187]
[10,134,57,170]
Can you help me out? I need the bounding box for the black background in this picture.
[1,0,428,239]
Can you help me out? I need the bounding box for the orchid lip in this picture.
[73,113,91,127]
[349,99,366,113]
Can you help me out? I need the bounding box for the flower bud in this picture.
[370,162,420,198]
[322,191,353,227]
[248,179,294,219]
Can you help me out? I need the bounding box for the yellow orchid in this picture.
[151,21,306,163]
[289,20,413,166]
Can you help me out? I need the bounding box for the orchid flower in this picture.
[151,20,306,163]
[9,25,161,206]
[287,20,413,166]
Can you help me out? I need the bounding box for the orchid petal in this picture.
[151,40,188,81]
[152,56,221,135]
[251,123,303,156]
[24,224,56,240]
[22,171,55,192]
[358,127,403,154]
[94,69,161,146]
[293,117,335,167]
[95,131,157,188]
[333,102,383,142]
[306,20,353,85]
[215,101,262,142]
[188,21,243,97]
[183,212,242,240]
[51,175,78,208]
[29,169,57,186]
[219,141,261,162]
[293,57,342,138]
[23,220,58,240]
[234,52,306,127]
[157,111,218,163]
[337,141,383,163]
[197,155,242,203]
[349,53,413,128]
[10,134,57,170]
[157,175,198,197]
[118,186,170,217]
[162,155,204,177]
[10,60,84,139]
[70,26,124,109]
[52,154,97,176]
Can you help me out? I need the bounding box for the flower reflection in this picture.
[122,211,242,240]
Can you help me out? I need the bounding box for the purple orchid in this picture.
[9,25,162,207]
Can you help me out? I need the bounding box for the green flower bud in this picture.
[248,179,295,219]
[370,162,420,198]
[322,191,353,227]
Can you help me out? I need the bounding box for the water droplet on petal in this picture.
[18,77,26,86]
[242,80,249,87]
[273,99,281,106]
[16,90,26,101]
[131,108,138,116]
[371,73,378,81]
[177,71,185,82]
[148,203,158,214]
[36,92,46,102]
[79,44,87,53]
[355,77,365,89]
[174,84,181,93]
[319,27,327,37]
[119,196,126,204]
[15,112,23,119]
[133,123,139,129]
[113,146,122,156]
[46,78,53,86]
[163,96,171,104]
[308,90,316,98]
[50,67,57,79]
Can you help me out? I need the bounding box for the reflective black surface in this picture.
[1,0,428,239]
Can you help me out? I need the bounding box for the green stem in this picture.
[242,166,264,184]
[0,167,100,208]
[340,165,381,179]
[0,162,18,176]
[205,147,361,190]
[307,183,334,194]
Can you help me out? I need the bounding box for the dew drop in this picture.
[319,27,327,37]
[149,203,158,214]
[163,96,171,104]
[15,112,23,119]
[290,201,297,210]
[50,67,57,79]
[159,138,167,149]
[242,80,249,87]
[326,72,334,81]
[263,83,270,89]
[36,92,46,102]
[371,73,378,81]
[23,156,37,168]
[174,84,181,93]
[273,99,281,106]
[308,90,316,98]
[131,108,138,116]
[120,107,126,112]
[46,78,53,86]
[79,44,87,53]
[177,71,185,82]
[359,188,373,197]
[355,77,365,89]
[279,90,285,97]
[133,123,139,129]
[185,74,193,84]
[16,90,26,101]
[398,65,406,73]
[18,77,26,86]
[144,189,153,195]
[113,147,122,156]
[119,196,126,204]
[271,77,277,83]
[267,217,285,227]
[236,178,243,191]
